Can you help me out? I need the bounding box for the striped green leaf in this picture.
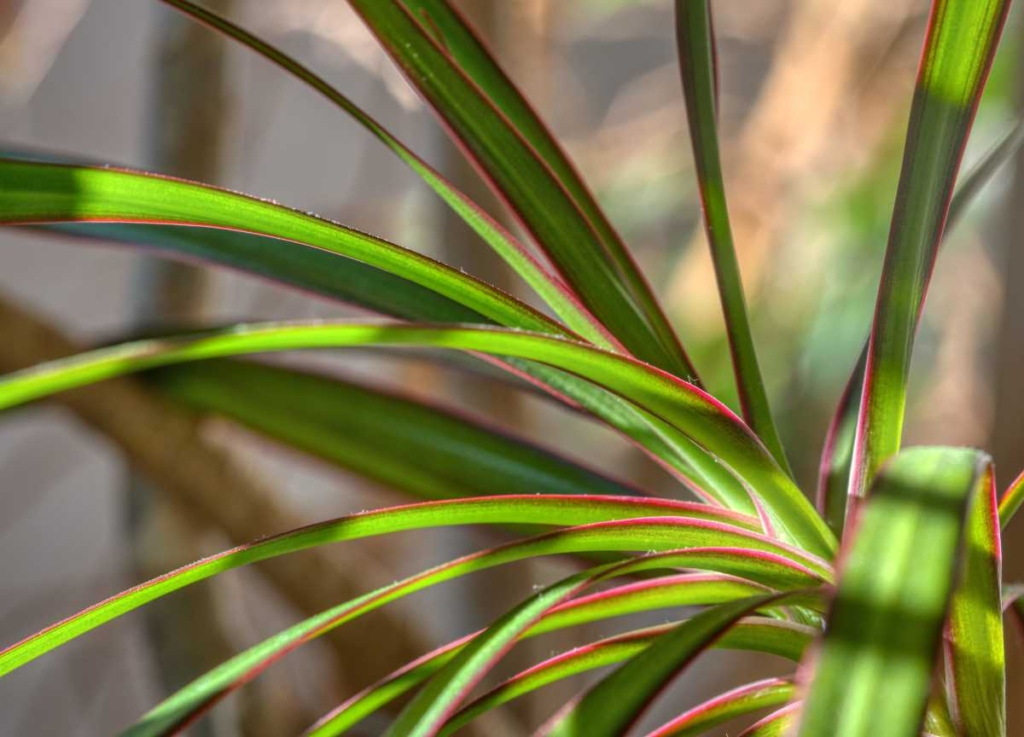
[121,520,823,736]
[999,469,1024,528]
[0,495,776,679]
[309,572,794,735]
[849,0,1010,499]
[542,591,817,737]
[445,619,810,737]
[799,447,991,737]
[348,0,696,377]
[819,120,1024,536]
[159,0,612,347]
[643,678,795,737]
[0,159,571,337]
[0,321,837,557]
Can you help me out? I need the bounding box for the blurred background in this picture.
[0,0,1021,734]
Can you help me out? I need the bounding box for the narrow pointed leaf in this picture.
[798,447,990,737]
[643,678,795,737]
[944,462,1004,737]
[0,321,837,557]
[122,520,822,737]
[309,571,791,736]
[392,0,681,362]
[45,222,485,322]
[159,0,613,347]
[7,151,750,512]
[0,159,570,337]
[674,0,789,473]
[849,0,1011,499]
[446,618,812,737]
[0,495,774,678]
[542,591,816,737]
[819,121,1024,532]
[348,0,697,377]
[386,569,600,737]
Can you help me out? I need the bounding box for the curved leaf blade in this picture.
[642,678,795,737]
[45,222,484,322]
[122,519,819,737]
[0,495,768,678]
[0,321,837,557]
[542,591,816,737]
[394,0,681,363]
[446,618,811,737]
[0,159,569,337]
[309,571,794,735]
[158,0,613,348]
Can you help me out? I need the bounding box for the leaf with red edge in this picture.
[818,121,1024,537]
[443,618,812,737]
[541,591,819,737]
[798,447,990,737]
[740,702,800,736]
[157,0,612,348]
[674,0,789,474]
[849,0,1011,500]
[0,321,837,557]
[307,572,800,735]
[348,0,697,378]
[641,678,794,737]
[122,524,825,737]
[0,495,778,678]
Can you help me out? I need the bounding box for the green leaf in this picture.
[445,618,811,737]
[0,159,569,337]
[348,0,697,378]
[798,447,991,737]
[46,222,484,323]
[0,321,837,557]
[393,0,686,366]
[944,462,1004,736]
[674,0,789,474]
[999,469,1024,528]
[2,495,823,679]
[309,572,798,735]
[643,678,795,737]
[386,568,600,737]
[151,359,642,502]
[158,0,612,347]
[542,591,816,737]
[121,520,824,736]
[6,151,752,512]
[849,0,1010,498]
[819,121,1024,536]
